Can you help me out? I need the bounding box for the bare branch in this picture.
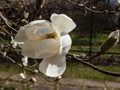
[0,12,18,32]
[67,53,120,77]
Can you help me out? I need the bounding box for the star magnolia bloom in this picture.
[14,13,76,77]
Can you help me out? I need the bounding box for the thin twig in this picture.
[0,12,18,32]
[32,0,46,20]
[0,26,12,36]
[70,49,120,54]
[0,36,6,43]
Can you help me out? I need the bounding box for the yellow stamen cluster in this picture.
[46,32,57,39]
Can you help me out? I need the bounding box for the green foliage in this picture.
[0,63,22,74]
[63,61,120,82]
[4,86,15,90]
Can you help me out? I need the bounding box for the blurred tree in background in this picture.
[41,0,120,35]
[1,0,120,35]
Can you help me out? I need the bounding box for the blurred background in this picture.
[0,0,120,86]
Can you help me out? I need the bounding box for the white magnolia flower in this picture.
[21,56,28,66]
[14,13,76,77]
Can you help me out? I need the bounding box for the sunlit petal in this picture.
[39,51,66,77]
[60,34,72,54]
[51,13,76,35]
[28,20,47,25]
[22,39,60,59]
[24,20,54,40]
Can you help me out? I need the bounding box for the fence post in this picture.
[89,12,94,57]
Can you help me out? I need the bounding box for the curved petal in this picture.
[28,20,47,26]
[60,34,72,54]
[39,51,66,77]
[25,20,57,40]
[14,20,49,42]
[51,13,76,35]
[22,38,60,59]
[14,27,28,42]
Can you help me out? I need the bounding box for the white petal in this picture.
[22,39,60,59]
[15,20,48,42]
[61,34,72,54]
[14,27,28,42]
[28,20,47,25]
[51,13,76,35]
[25,20,56,40]
[39,51,66,77]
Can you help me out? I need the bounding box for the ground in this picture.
[0,72,120,90]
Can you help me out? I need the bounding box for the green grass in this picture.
[63,61,120,82]
[0,63,22,74]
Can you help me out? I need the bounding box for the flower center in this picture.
[46,32,57,39]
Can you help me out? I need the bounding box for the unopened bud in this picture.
[30,77,36,83]
[19,73,26,79]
